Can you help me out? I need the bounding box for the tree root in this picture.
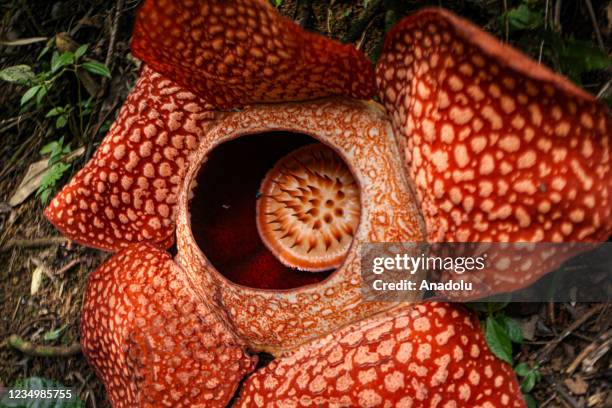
[7,334,81,357]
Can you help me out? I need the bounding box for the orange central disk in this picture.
[256,144,360,272]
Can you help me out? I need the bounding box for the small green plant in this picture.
[0,39,110,203]
[515,362,542,393]
[42,325,67,342]
[36,137,72,204]
[0,40,110,135]
[501,0,612,88]
[484,310,522,364]
[504,3,543,32]
[471,302,541,406]
[2,43,110,111]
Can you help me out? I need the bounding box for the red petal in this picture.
[80,243,256,407]
[237,303,524,407]
[131,0,375,109]
[45,67,217,251]
[376,8,611,243]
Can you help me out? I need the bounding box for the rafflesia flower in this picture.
[45,1,610,407]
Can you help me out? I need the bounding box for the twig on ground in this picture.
[55,257,85,276]
[356,15,377,51]
[548,302,558,335]
[0,126,40,181]
[84,95,121,162]
[11,296,22,323]
[543,376,580,408]
[583,0,606,51]
[0,113,35,134]
[7,334,81,357]
[535,304,606,363]
[0,236,69,252]
[580,330,612,374]
[105,0,126,71]
[342,0,383,43]
[566,328,611,375]
[82,0,126,163]
[502,0,509,43]
[73,372,97,408]
[553,0,562,32]
[566,339,598,375]
[596,77,612,99]
[540,393,557,407]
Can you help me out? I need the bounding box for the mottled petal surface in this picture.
[237,303,524,407]
[131,0,375,108]
[80,243,256,407]
[377,8,611,243]
[45,67,217,251]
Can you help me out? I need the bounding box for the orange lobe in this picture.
[80,243,256,407]
[131,0,375,109]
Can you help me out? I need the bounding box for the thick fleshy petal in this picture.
[131,0,375,108]
[45,67,217,251]
[237,303,524,407]
[80,243,256,407]
[376,8,611,243]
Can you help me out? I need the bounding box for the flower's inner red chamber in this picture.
[190,132,360,290]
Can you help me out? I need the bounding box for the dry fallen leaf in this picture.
[30,264,45,295]
[0,37,48,46]
[519,315,539,341]
[9,158,48,207]
[551,357,564,372]
[564,376,589,395]
[8,147,85,207]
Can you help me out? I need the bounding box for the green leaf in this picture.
[0,376,85,407]
[514,362,531,377]
[51,52,74,73]
[56,115,68,129]
[485,316,513,364]
[39,189,52,205]
[20,85,42,106]
[38,38,55,61]
[81,61,111,78]
[523,393,537,408]
[36,162,71,204]
[499,315,523,344]
[74,44,88,60]
[506,4,543,31]
[521,372,537,392]
[557,38,612,82]
[42,326,65,341]
[272,0,282,6]
[46,107,63,117]
[40,137,64,157]
[0,65,35,85]
[35,85,47,106]
[40,142,58,156]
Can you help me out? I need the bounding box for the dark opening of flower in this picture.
[189,133,360,289]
